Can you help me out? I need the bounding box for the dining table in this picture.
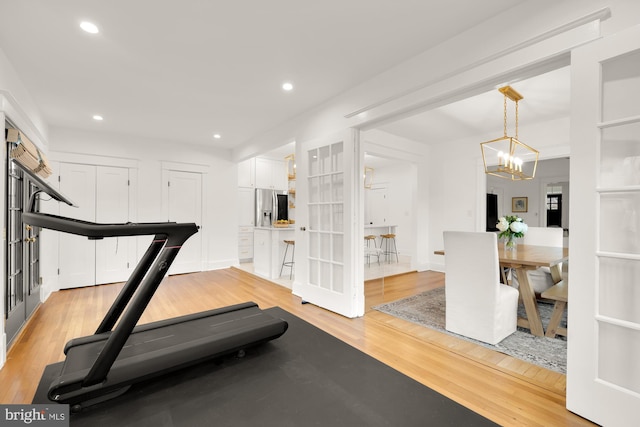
[434,242,568,337]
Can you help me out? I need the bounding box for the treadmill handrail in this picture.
[22,211,197,240]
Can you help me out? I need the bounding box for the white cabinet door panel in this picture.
[58,163,96,289]
[95,166,132,284]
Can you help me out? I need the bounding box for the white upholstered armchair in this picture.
[443,231,519,345]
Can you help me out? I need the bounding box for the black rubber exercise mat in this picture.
[33,306,497,427]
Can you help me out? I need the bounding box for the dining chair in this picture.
[443,231,519,345]
[513,226,565,295]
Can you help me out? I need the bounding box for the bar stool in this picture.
[364,235,381,266]
[280,240,295,279]
[380,233,398,263]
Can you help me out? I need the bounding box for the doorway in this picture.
[546,193,562,227]
[360,150,418,310]
[362,66,571,310]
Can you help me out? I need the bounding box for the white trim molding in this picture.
[346,8,610,122]
[49,151,139,169]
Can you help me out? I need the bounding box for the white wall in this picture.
[49,127,239,273]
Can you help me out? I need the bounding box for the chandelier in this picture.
[480,85,538,180]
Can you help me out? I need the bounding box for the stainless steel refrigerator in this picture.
[255,188,288,227]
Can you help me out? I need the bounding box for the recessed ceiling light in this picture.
[93,115,103,121]
[213,133,221,139]
[282,82,293,91]
[80,21,99,34]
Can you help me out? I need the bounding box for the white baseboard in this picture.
[205,258,238,271]
[426,262,445,273]
[40,283,53,303]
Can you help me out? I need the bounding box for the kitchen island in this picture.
[253,226,295,286]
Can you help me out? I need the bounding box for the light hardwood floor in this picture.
[0,268,594,426]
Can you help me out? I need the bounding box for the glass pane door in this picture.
[293,129,362,317]
[4,154,41,345]
[568,24,640,425]
[307,142,345,293]
[596,48,640,395]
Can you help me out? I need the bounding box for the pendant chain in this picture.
[503,93,520,139]
[503,94,508,137]
[515,100,519,139]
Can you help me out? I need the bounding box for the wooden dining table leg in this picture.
[514,267,545,337]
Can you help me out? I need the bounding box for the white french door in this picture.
[293,129,363,318]
[166,169,203,275]
[568,25,640,426]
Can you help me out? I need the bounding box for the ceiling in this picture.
[0,0,548,153]
[378,65,571,144]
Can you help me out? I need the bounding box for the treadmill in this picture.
[15,161,288,410]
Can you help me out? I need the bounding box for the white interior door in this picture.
[166,170,202,274]
[58,163,96,289]
[95,166,132,284]
[366,187,388,226]
[568,25,640,426]
[292,129,363,318]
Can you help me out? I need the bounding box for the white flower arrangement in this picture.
[496,215,528,242]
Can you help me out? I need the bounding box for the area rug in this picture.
[373,287,567,374]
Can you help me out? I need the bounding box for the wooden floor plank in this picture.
[0,268,593,426]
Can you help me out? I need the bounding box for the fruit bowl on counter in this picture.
[273,220,290,228]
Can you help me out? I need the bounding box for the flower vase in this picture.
[505,235,517,251]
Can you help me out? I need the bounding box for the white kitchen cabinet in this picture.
[238,187,255,227]
[238,158,255,188]
[253,228,270,274]
[253,226,295,285]
[238,226,254,261]
[255,157,286,190]
[238,187,255,261]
